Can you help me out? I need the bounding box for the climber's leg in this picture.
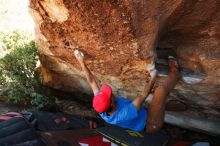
[146,57,180,133]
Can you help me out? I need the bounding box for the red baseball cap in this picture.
[93,85,112,113]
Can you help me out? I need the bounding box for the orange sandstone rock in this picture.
[29,0,220,119]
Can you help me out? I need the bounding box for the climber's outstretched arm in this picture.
[74,50,99,94]
[132,74,156,111]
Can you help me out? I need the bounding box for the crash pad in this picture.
[0,117,45,146]
[96,125,168,146]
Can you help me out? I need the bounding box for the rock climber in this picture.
[74,49,181,133]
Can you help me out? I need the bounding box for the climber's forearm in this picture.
[79,61,99,94]
[140,78,155,100]
[132,77,156,111]
[80,62,94,83]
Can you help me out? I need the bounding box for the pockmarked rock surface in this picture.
[29,0,220,120]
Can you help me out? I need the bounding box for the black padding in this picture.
[0,118,23,129]
[0,116,46,146]
[97,125,169,146]
[11,139,46,146]
[0,129,37,145]
[29,111,90,131]
[57,140,72,146]
[31,111,70,131]
[0,120,29,138]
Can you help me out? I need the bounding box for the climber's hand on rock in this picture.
[74,50,85,63]
[147,62,157,78]
[150,70,157,84]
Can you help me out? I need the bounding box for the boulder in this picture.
[29,0,220,133]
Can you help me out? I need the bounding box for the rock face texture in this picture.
[29,0,220,122]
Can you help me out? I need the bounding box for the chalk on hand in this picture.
[147,62,157,77]
[80,51,84,57]
[74,50,84,57]
[74,50,79,56]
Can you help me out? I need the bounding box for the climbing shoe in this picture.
[168,56,179,72]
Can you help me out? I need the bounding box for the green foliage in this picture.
[0,31,51,110]
[0,31,33,49]
[0,31,33,58]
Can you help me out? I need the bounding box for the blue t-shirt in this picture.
[100,96,147,131]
